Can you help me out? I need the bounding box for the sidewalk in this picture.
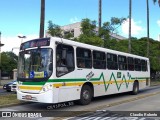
[0,79,13,86]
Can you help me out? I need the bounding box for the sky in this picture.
[0,0,160,55]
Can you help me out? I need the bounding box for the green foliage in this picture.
[104,39,117,49]
[105,37,160,71]
[46,18,160,72]
[64,32,73,39]
[102,17,126,33]
[131,38,147,57]
[47,20,62,37]
[98,23,110,40]
[1,52,18,78]
[78,18,104,46]
[80,18,97,36]
[78,34,104,47]
[153,0,160,6]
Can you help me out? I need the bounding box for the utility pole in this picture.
[39,0,45,38]
[98,0,102,31]
[0,32,4,85]
[128,0,132,53]
[146,0,150,57]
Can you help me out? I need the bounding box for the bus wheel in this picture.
[132,81,139,95]
[79,85,92,105]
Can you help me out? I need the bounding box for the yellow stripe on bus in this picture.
[18,79,147,90]
[19,86,42,90]
[52,80,146,88]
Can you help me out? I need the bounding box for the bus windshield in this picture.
[17,48,53,81]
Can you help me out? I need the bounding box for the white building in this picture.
[46,22,127,40]
[61,22,82,38]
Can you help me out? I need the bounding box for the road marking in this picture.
[55,91,160,120]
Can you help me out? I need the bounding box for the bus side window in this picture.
[135,58,141,71]
[107,53,118,70]
[118,55,127,70]
[93,51,106,69]
[76,47,92,68]
[141,60,147,71]
[127,57,134,71]
[56,44,75,77]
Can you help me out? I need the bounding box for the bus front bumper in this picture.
[17,89,54,103]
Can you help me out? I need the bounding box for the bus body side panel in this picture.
[93,70,132,97]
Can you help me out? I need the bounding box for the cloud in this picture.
[70,16,79,23]
[157,20,160,27]
[1,34,38,55]
[121,18,145,35]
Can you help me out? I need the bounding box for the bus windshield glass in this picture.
[17,48,53,80]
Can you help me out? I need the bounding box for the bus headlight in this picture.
[41,83,52,92]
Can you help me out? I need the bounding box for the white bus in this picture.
[17,37,150,105]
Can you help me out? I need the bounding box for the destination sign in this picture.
[20,38,50,50]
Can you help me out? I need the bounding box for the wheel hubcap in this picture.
[83,90,90,100]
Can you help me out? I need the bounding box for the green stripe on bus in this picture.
[104,73,130,91]
[48,74,104,82]
[21,73,149,89]
[22,81,46,85]
[131,77,150,80]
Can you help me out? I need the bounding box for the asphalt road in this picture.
[0,86,160,120]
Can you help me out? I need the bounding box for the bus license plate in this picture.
[25,95,32,100]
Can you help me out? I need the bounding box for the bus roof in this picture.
[25,37,148,60]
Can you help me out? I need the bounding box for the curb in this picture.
[151,84,160,86]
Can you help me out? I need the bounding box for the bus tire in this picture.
[79,85,92,105]
[132,81,139,95]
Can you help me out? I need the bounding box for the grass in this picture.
[150,79,160,86]
[0,94,22,107]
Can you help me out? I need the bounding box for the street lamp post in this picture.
[0,32,4,86]
[18,35,26,43]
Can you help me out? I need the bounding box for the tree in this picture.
[39,0,45,38]
[79,18,126,47]
[47,21,63,37]
[80,18,97,36]
[78,18,104,46]
[63,32,74,39]
[1,52,18,78]
[101,17,126,34]
[104,37,160,72]
[99,17,126,47]
[78,34,104,47]
[153,0,160,6]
